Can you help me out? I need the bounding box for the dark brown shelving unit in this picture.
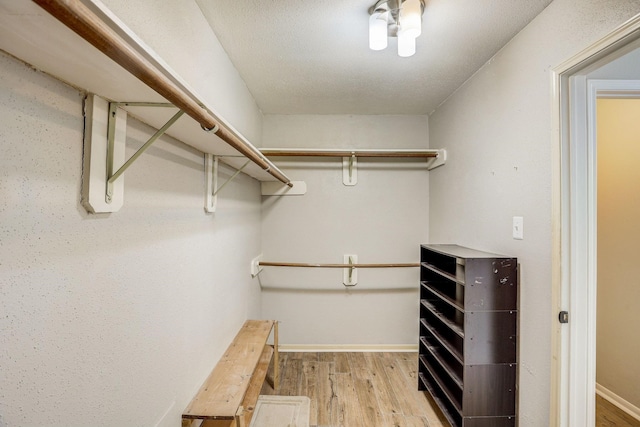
[419,244,518,427]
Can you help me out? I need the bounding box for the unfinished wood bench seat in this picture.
[182,320,279,427]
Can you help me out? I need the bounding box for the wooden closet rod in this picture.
[260,149,438,158]
[33,0,292,187]
[259,262,420,268]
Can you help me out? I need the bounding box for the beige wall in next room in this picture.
[596,97,640,410]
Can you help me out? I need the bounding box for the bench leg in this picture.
[235,406,246,427]
[274,321,279,392]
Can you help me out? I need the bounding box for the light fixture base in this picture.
[368,0,424,38]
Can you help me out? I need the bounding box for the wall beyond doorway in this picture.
[596,97,640,411]
[259,114,429,346]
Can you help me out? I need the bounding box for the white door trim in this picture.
[551,14,640,427]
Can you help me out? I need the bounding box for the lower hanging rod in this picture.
[259,262,419,268]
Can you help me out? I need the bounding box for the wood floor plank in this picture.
[383,414,429,427]
[334,373,365,427]
[277,352,445,427]
[369,354,411,417]
[301,361,319,426]
[353,376,387,427]
[317,352,351,373]
[334,352,352,373]
[346,353,388,426]
[279,357,303,396]
[302,352,320,362]
[596,395,640,427]
[315,362,338,425]
[318,352,334,363]
[378,355,430,418]
[395,353,449,425]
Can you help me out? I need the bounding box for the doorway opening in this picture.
[553,15,640,427]
[595,96,640,426]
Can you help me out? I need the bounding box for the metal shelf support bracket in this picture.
[106,106,184,203]
[205,154,218,213]
[82,94,126,213]
[205,154,252,213]
[81,94,185,213]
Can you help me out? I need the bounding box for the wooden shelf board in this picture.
[420,347,463,389]
[421,299,464,338]
[421,281,464,312]
[419,373,461,427]
[419,363,462,415]
[420,323,463,364]
[421,244,509,260]
[421,262,463,285]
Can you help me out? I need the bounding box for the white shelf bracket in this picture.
[427,149,447,170]
[106,106,184,203]
[82,94,126,213]
[206,155,254,213]
[215,160,251,196]
[342,154,357,186]
[205,154,218,213]
[81,94,185,213]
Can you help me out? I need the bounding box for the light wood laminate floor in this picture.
[269,352,449,427]
[596,395,640,427]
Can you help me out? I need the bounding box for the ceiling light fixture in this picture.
[368,0,425,57]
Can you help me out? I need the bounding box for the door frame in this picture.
[551,14,640,427]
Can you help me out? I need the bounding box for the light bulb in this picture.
[369,11,388,51]
[399,0,422,39]
[397,30,416,57]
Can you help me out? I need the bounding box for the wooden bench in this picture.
[182,320,279,427]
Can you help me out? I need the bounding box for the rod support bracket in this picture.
[427,149,447,170]
[201,123,219,133]
[343,254,358,286]
[342,155,358,186]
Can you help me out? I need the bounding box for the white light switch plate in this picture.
[513,216,524,240]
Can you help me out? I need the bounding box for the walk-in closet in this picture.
[2,1,640,426]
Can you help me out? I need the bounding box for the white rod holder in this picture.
[342,156,357,186]
[343,254,358,286]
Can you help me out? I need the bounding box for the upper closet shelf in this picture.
[0,0,291,186]
[259,148,447,186]
[260,148,443,160]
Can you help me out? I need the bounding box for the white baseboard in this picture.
[278,344,419,352]
[596,383,640,421]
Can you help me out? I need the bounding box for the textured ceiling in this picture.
[196,0,553,115]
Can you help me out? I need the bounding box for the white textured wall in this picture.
[596,98,640,409]
[1,1,269,424]
[0,35,261,427]
[260,115,429,346]
[427,1,640,426]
